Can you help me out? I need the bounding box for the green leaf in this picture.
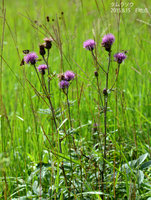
[78,191,108,196]
[32,181,38,195]
[141,191,151,198]
[38,108,51,114]
[57,118,68,130]
[138,170,144,185]
[135,153,148,168]
[140,160,151,170]
[51,150,80,165]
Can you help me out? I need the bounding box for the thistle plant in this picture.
[3,0,151,198]
[58,70,76,193]
[22,30,127,199]
[58,70,75,129]
[40,37,53,93]
[83,33,127,198]
[23,39,73,198]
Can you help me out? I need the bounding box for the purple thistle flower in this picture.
[114,52,127,64]
[59,80,70,89]
[37,64,47,75]
[24,52,38,65]
[64,71,75,81]
[101,34,115,52]
[83,39,96,51]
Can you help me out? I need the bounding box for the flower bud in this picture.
[46,16,50,22]
[39,44,46,56]
[94,71,98,77]
[103,88,108,95]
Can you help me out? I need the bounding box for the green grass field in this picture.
[0,0,151,199]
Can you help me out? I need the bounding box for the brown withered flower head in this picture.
[43,37,53,49]
[57,73,66,81]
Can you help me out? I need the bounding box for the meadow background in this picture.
[0,0,151,199]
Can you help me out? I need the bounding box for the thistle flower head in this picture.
[101,34,115,52]
[43,37,53,49]
[114,52,127,64]
[83,39,96,51]
[59,80,70,89]
[37,64,47,74]
[24,52,38,65]
[64,71,75,81]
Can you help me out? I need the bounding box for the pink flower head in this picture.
[83,39,96,51]
[64,71,75,81]
[114,52,127,64]
[43,37,53,42]
[37,64,47,74]
[59,80,70,89]
[24,52,38,65]
[101,34,115,52]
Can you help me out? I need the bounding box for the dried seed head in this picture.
[43,37,53,49]
[58,73,65,81]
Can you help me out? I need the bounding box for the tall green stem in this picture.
[101,51,111,198]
